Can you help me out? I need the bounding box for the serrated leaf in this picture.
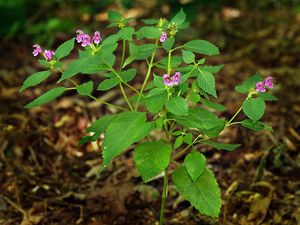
[171,8,186,26]
[55,37,75,59]
[235,74,262,93]
[77,81,93,96]
[199,98,226,112]
[153,74,165,88]
[141,18,158,25]
[202,64,224,73]
[97,78,119,91]
[242,97,265,122]
[121,68,137,82]
[118,27,135,41]
[155,116,164,129]
[176,107,225,138]
[174,135,183,149]
[122,56,135,68]
[182,50,195,64]
[197,69,217,98]
[134,141,171,181]
[166,96,188,116]
[184,40,219,56]
[241,119,273,131]
[205,141,240,151]
[162,37,175,52]
[188,92,201,103]
[102,112,153,165]
[136,26,161,40]
[25,87,66,109]
[172,166,221,218]
[129,43,156,60]
[20,71,51,92]
[184,151,206,181]
[145,88,168,113]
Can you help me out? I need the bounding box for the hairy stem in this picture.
[119,83,133,111]
[120,39,126,70]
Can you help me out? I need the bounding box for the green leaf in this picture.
[197,69,217,98]
[102,112,153,165]
[158,56,182,69]
[166,96,188,116]
[136,26,161,40]
[108,10,122,21]
[118,27,135,41]
[97,78,119,91]
[182,50,195,64]
[55,37,75,59]
[172,166,221,218]
[188,92,201,103]
[129,43,156,60]
[141,18,158,25]
[20,71,51,92]
[258,92,278,101]
[77,81,93,96]
[199,98,226,112]
[242,97,265,122]
[134,141,171,181]
[176,107,225,138]
[174,135,183,149]
[183,133,193,144]
[153,74,165,88]
[121,68,137,82]
[162,37,175,52]
[184,40,219,56]
[235,73,262,93]
[155,117,164,129]
[81,115,117,143]
[241,119,273,131]
[25,87,66,109]
[145,88,168,113]
[171,8,186,26]
[184,151,206,182]
[202,64,224,73]
[205,141,241,151]
[122,56,135,68]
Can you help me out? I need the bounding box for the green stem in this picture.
[159,169,168,225]
[225,106,243,127]
[135,38,159,110]
[120,39,126,70]
[68,78,127,111]
[167,50,172,74]
[119,83,133,111]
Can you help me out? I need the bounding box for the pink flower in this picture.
[76,29,91,47]
[92,31,102,45]
[76,29,85,43]
[160,32,168,43]
[255,81,266,93]
[32,44,42,56]
[264,76,273,89]
[44,50,55,61]
[163,72,181,87]
[172,72,181,85]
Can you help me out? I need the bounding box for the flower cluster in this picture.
[255,76,274,92]
[160,32,168,43]
[76,30,102,47]
[163,72,181,87]
[32,44,55,61]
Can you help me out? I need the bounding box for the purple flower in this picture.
[264,76,273,89]
[255,81,266,93]
[92,31,102,45]
[160,32,168,43]
[76,29,91,47]
[76,29,85,43]
[172,72,181,85]
[32,44,42,56]
[44,50,55,61]
[163,74,173,86]
[163,72,181,87]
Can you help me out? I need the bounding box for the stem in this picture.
[135,38,159,110]
[225,106,243,127]
[159,169,168,225]
[167,50,172,74]
[119,83,133,111]
[120,39,126,70]
[68,78,127,111]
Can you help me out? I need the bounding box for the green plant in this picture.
[20,9,277,224]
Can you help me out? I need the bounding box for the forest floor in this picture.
[0,4,300,225]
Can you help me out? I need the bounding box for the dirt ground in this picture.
[0,3,299,225]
